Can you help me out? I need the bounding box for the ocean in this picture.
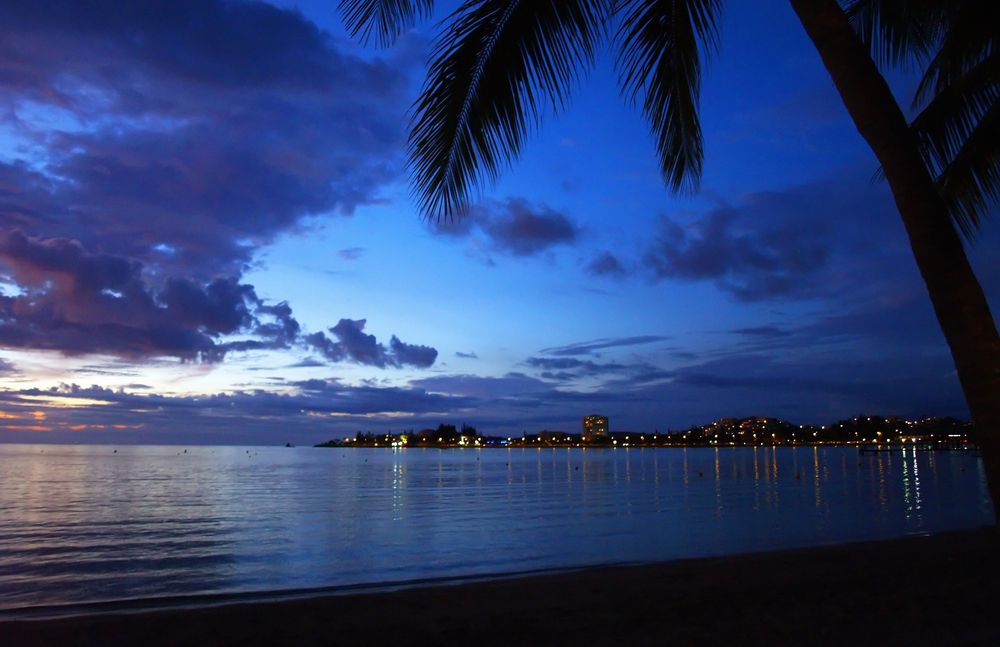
[0,443,993,614]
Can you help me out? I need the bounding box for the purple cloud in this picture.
[0,358,16,374]
[586,252,627,278]
[0,2,449,368]
[0,231,438,367]
[643,174,903,302]
[0,231,283,360]
[0,0,408,279]
[306,319,438,369]
[539,335,670,357]
[481,199,578,256]
[434,198,579,258]
[338,247,366,261]
[389,336,438,368]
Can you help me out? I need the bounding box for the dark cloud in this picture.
[306,319,438,369]
[481,199,577,256]
[534,362,634,383]
[0,231,438,366]
[666,351,965,421]
[338,247,366,261]
[0,231,270,360]
[646,208,829,301]
[644,175,900,301]
[455,351,478,359]
[389,336,438,368]
[0,0,407,279]
[434,198,578,257]
[525,356,628,374]
[586,252,627,278]
[731,326,791,338]
[0,358,16,374]
[0,0,450,367]
[539,335,669,357]
[286,358,327,368]
[72,365,142,377]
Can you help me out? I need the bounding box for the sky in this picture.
[0,0,997,445]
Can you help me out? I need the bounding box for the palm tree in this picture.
[339,0,1000,513]
[789,0,999,514]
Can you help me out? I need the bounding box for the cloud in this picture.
[455,351,478,359]
[434,198,578,258]
[0,3,453,368]
[539,335,669,357]
[731,326,791,338]
[389,336,438,368]
[286,358,327,368]
[644,174,901,302]
[0,230,271,360]
[305,319,438,369]
[0,0,408,280]
[646,207,829,301]
[481,199,577,255]
[525,356,628,374]
[0,231,440,366]
[338,247,366,261]
[586,252,627,278]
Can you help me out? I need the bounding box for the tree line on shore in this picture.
[315,415,972,448]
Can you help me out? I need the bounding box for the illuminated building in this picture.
[582,415,609,443]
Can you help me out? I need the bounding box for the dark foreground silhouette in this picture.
[3,527,998,646]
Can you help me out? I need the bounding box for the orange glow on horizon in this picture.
[1,424,51,432]
[0,409,48,421]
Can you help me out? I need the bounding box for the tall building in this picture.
[582,415,609,443]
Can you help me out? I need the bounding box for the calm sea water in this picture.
[0,444,993,612]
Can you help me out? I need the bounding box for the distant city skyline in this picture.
[0,0,996,444]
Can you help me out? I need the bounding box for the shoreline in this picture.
[4,526,998,646]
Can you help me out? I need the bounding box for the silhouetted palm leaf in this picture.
[614,0,720,192]
[408,0,610,220]
[846,0,998,238]
[338,0,433,47]
[935,103,999,239]
[912,2,996,104]
[844,0,943,69]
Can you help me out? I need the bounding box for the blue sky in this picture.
[0,0,996,444]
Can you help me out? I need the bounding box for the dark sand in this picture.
[3,527,998,646]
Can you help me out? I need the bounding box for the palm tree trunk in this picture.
[789,0,1000,519]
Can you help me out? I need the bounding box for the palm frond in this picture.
[409,0,610,220]
[338,0,434,47]
[936,102,1000,239]
[911,52,999,174]
[614,0,721,193]
[842,0,944,70]
[848,0,998,239]
[913,2,998,106]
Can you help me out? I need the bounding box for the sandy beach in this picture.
[3,526,998,646]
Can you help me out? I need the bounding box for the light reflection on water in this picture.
[0,444,993,610]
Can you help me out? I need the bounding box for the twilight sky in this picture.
[0,0,997,445]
